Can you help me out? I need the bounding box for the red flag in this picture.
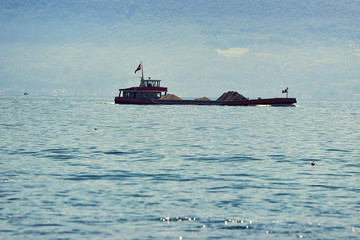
[134,64,141,74]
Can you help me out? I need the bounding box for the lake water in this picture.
[1,96,359,239]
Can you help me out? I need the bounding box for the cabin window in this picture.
[144,80,160,88]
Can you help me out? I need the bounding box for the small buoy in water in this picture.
[94,128,97,130]
[311,161,315,166]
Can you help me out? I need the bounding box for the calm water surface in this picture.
[1,96,359,239]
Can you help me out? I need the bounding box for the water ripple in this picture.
[65,172,184,181]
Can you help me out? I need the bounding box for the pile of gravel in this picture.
[216,91,247,101]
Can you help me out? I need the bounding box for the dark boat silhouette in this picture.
[114,63,296,106]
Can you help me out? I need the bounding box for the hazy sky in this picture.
[1,0,359,99]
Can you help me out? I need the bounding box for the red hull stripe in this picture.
[119,87,167,92]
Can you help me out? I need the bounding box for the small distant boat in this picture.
[24,92,29,95]
[114,63,297,106]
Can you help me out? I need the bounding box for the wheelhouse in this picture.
[118,79,167,100]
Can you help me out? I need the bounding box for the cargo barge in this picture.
[114,63,296,106]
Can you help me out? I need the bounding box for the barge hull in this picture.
[115,97,296,106]
[114,97,154,104]
[225,98,297,106]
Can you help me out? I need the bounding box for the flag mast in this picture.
[141,62,144,82]
[135,61,145,86]
[282,87,289,98]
